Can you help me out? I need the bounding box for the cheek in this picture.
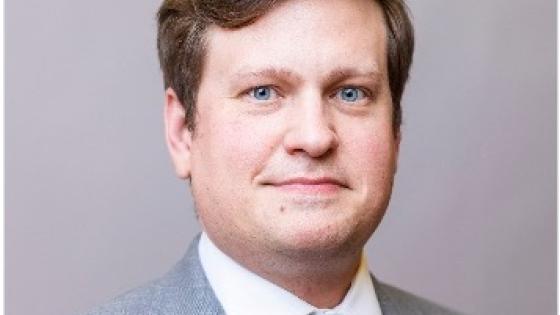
[343,124,397,183]
[208,115,280,180]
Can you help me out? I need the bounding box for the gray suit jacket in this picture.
[84,235,460,315]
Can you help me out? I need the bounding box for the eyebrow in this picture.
[324,67,382,86]
[232,67,303,85]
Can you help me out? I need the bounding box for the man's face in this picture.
[168,0,399,259]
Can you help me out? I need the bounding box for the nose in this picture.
[283,95,339,158]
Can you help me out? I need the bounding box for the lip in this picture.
[266,177,348,194]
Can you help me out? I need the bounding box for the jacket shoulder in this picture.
[81,281,165,315]
[81,236,223,315]
[375,281,463,315]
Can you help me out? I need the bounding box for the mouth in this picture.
[265,177,349,194]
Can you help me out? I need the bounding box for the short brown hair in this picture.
[157,0,414,133]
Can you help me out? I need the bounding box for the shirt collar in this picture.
[199,232,382,315]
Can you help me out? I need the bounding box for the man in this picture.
[87,0,460,314]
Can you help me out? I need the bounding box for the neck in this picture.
[256,253,362,308]
[208,234,364,309]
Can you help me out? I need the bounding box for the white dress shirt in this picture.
[199,232,383,315]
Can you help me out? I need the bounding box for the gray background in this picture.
[6,0,556,314]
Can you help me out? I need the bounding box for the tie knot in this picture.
[308,310,343,315]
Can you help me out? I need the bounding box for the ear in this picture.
[164,88,193,179]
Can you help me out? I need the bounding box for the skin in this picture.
[165,0,400,308]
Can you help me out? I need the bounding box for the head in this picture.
[160,0,414,264]
[157,0,414,134]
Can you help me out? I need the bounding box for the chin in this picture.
[253,198,386,259]
[267,218,368,260]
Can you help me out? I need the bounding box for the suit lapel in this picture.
[163,234,226,315]
[372,275,399,315]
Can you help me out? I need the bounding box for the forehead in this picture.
[202,0,388,81]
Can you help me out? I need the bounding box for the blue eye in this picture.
[337,87,365,102]
[251,86,273,100]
